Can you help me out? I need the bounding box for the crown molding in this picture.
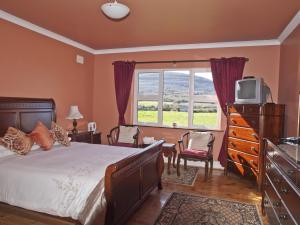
[0,9,299,55]
[0,10,95,54]
[93,40,280,54]
[278,10,300,43]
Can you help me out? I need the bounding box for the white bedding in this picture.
[0,142,141,225]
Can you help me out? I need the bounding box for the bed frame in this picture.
[0,97,164,225]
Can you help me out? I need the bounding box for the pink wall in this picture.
[278,25,300,136]
[0,19,94,129]
[93,46,280,159]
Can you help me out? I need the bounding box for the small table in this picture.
[162,143,177,174]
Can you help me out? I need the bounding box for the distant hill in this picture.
[138,72,215,98]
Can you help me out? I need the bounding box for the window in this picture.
[133,69,221,129]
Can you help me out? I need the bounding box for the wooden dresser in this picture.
[262,139,300,225]
[226,103,285,190]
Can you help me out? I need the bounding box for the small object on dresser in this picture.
[68,131,101,144]
[88,122,97,133]
[66,105,83,134]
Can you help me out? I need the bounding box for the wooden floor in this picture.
[126,168,268,225]
[0,168,268,225]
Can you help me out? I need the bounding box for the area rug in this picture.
[162,164,199,186]
[154,192,262,225]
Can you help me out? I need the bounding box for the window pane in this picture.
[163,71,190,127]
[194,72,215,95]
[138,73,159,95]
[137,101,158,124]
[193,102,218,128]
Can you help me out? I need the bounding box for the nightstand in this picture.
[68,131,101,144]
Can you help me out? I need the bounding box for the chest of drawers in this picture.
[262,140,300,225]
[226,104,285,190]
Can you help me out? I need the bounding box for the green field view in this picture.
[138,111,217,128]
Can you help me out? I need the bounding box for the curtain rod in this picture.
[113,58,249,65]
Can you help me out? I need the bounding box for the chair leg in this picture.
[204,161,208,181]
[177,156,181,176]
[210,159,213,176]
[184,159,187,170]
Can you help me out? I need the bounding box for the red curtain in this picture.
[210,57,247,166]
[113,61,136,125]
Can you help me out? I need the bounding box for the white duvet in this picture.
[0,142,141,225]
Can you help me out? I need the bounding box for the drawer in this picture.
[243,105,260,114]
[227,160,257,178]
[265,176,282,218]
[228,137,259,156]
[228,126,259,142]
[273,151,297,185]
[278,178,300,224]
[263,193,281,225]
[278,201,297,225]
[229,114,259,129]
[228,148,259,170]
[266,156,282,188]
[228,105,243,114]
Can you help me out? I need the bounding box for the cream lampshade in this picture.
[66,106,83,134]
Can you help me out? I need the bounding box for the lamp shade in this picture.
[66,106,83,120]
[101,1,130,20]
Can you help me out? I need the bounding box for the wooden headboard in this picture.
[0,97,56,136]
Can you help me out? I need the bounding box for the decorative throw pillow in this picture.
[118,126,138,144]
[187,131,212,151]
[50,122,70,146]
[30,121,54,150]
[0,127,33,155]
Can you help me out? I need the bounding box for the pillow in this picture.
[187,132,212,151]
[118,126,138,144]
[30,121,54,150]
[0,127,33,155]
[50,122,70,146]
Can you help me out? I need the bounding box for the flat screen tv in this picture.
[235,77,268,104]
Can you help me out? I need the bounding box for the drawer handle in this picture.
[231,131,236,136]
[229,142,236,147]
[273,201,281,207]
[231,119,237,124]
[251,147,257,153]
[251,133,258,140]
[266,163,271,169]
[279,214,289,220]
[273,178,281,184]
[281,188,289,194]
[287,169,296,175]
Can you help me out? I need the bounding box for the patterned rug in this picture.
[162,164,199,186]
[154,192,262,225]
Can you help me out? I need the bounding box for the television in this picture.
[235,77,269,104]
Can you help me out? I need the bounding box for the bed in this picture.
[0,97,164,225]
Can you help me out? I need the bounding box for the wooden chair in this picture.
[177,131,215,181]
[107,125,140,148]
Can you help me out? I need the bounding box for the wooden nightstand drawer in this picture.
[69,131,101,144]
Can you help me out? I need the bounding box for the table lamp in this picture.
[66,105,83,134]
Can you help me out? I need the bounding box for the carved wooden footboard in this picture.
[104,140,164,225]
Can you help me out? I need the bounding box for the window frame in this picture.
[133,68,221,130]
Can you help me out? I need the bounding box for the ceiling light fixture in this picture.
[101,0,130,20]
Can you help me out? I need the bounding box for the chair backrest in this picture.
[179,131,215,154]
[108,125,140,147]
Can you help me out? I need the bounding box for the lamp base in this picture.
[72,119,78,134]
